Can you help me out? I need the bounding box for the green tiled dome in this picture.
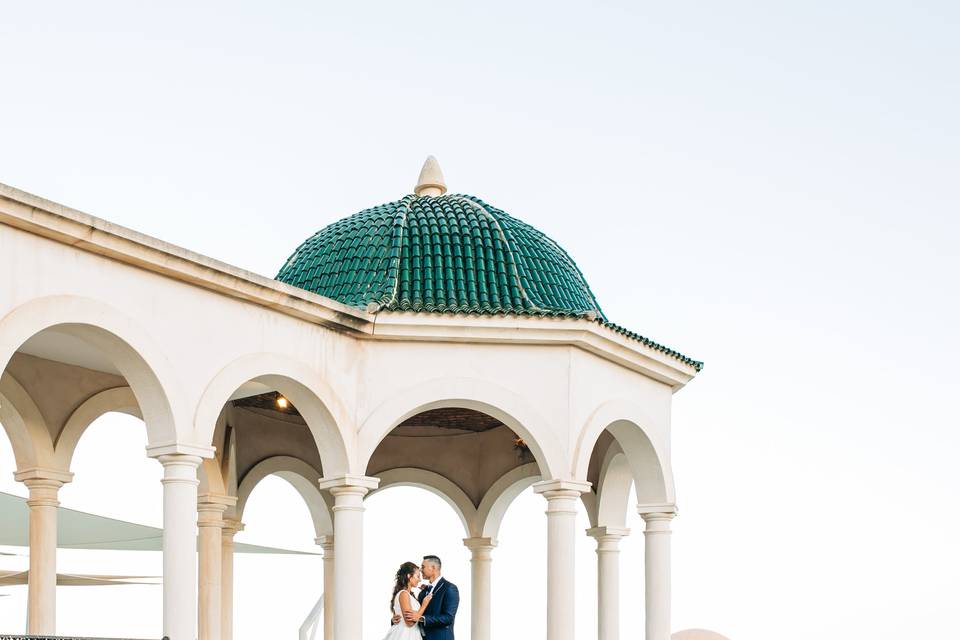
[276,193,606,319]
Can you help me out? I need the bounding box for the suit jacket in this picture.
[417,577,460,640]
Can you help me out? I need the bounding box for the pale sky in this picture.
[1,2,958,639]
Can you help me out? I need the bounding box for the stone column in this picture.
[14,467,73,636]
[157,454,202,640]
[221,520,244,640]
[640,509,676,640]
[586,527,630,640]
[316,535,335,640]
[317,475,379,640]
[533,480,591,640]
[463,537,497,640]
[198,494,235,640]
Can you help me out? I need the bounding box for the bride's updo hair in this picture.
[391,561,419,613]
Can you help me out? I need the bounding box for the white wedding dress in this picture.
[381,590,424,640]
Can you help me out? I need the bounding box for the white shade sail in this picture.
[0,570,160,587]
[0,492,316,555]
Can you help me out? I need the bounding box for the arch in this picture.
[0,296,180,447]
[369,468,476,537]
[0,373,53,469]
[475,463,541,539]
[358,377,563,480]
[53,386,141,470]
[594,449,633,529]
[194,353,351,477]
[573,398,675,506]
[236,456,333,538]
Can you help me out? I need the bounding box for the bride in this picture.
[382,561,434,640]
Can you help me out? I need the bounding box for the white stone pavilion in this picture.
[0,158,700,640]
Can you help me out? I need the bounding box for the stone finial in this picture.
[414,155,447,197]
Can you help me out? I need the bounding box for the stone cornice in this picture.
[0,183,372,334]
[370,313,698,389]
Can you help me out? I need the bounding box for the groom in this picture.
[396,554,460,638]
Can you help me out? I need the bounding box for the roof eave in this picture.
[0,182,375,334]
[368,311,699,390]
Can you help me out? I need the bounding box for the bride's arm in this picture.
[398,590,432,627]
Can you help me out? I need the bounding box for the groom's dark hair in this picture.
[423,554,442,568]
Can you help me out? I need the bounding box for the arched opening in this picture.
[0,302,179,451]
[578,408,675,640]
[194,355,351,480]
[574,400,674,510]
[583,420,672,525]
[362,398,555,640]
[370,468,474,537]
[235,456,332,540]
[202,368,343,640]
[56,411,162,638]
[490,479,597,639]
[233,474,322,640]
[357,377,564,480]
[362,485,471,639]
[0,313,177,637]
[365,406,546,522]
[202,384,335,500]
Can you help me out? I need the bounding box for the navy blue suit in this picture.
[417,577,460,639]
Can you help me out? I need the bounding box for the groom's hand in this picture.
[391,614,401,625]
[403,611,419,623]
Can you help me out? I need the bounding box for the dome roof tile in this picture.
[276,192,703,371]
[278,193,604,319]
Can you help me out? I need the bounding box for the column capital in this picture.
[315,535,335,554]
[156,454,202,489]
[318,474,380,494]
[636,503,678,516]
[463,537,498,552]
[198,493,238,509]
[155,453,204,467]
[146,441,216,459]
[533,479,591,498]
[586,526,630,540]
[587,527,630,555]
[641,510,676,536]
[198,494,236,527]
[16,468,72,508]
[14,467,74,486]
[222,519,244,539]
